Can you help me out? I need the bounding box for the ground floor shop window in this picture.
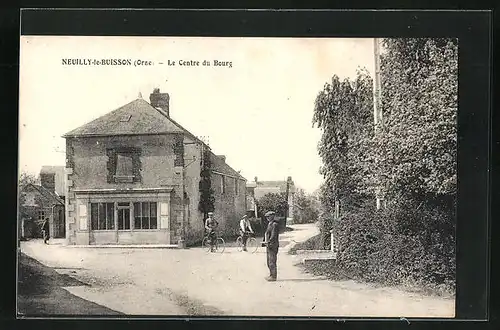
[90,202,115,230]
[133,202,157,229]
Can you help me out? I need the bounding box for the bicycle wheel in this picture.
[247,237,258,253]
[202,237,212,252]
[216,237,225,253]
[236,236,243,252]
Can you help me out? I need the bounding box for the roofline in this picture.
[61,132,209,141]
[152,107,210,149]
[211,170,247,181]
[61,98,211,150]
[207,149,246,181]
[25,183,64,205]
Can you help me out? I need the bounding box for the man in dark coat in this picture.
[41,217,50,244]
[263,211,279,281]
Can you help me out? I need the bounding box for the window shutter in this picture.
[160,202,169,229]
[79,203,88,231]
[116,154,133,177]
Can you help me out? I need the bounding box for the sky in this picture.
[19,36,374,193]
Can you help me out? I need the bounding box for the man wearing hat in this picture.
[263,211,279,281]
[239,214,254,252]
[205,212,218,251]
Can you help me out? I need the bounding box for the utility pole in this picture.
[373,38,384,210]
[284,177,290,230]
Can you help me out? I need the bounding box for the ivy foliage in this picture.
[198,148,215,220]
[373,38,458,198]
[312,38,457,290]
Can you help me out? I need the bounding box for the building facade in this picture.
[40,166,66,198]
[246,176,296,220]
[63,89,246,246]
[19,181,65,240]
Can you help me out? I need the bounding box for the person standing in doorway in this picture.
[263,211,279,281]
[41,217,50,244]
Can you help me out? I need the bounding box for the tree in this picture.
[293,188,320,224]
[312,68,374,218]
[256,192,288,218]
[19,171,38,187]
[18,171,38,204]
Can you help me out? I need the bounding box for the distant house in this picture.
[246,176,296,220]
[19,182,65,240]
[40,166,66,198]
[62,88,246,246]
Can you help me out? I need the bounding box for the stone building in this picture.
[62,89,246,246]
[246,176,296,220]
[19,177,65,240]
[40,166,66,198]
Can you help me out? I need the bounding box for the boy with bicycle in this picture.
[204,212,218,252]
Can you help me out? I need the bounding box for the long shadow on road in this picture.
[276,278,327,283]
[17,251,123,316]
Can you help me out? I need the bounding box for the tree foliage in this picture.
[313,68,374,202]
[18,171,39,205]
[256,192,288,218]
[293,188,320,224]
[372,38,458,199]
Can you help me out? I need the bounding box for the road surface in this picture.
[19,223,454,317]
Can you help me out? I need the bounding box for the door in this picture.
[118,208,131,230]
[55,208,65,238]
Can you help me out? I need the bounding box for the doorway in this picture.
[117,203,131,230]
[54,208,66,238]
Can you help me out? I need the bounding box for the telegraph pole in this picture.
[284,176,291,229]
[373,38,384,210]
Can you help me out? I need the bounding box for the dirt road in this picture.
[19,223,455,317]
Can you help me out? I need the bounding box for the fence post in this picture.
[330,229,334,252]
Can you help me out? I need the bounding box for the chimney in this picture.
[149,88,170,117]
[217,155,226,162]
[40,172,56,193]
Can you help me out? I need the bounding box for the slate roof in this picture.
[250,179,296,199]
[63,96,245,180]
[250,180,296,190]
[24,184,65,205]
[210,152,246,181]
[63,99,186,138]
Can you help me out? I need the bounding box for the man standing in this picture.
[41,217,50,244]
[263,211,279,281]
[204,212,218,252]
[239,214,254,252]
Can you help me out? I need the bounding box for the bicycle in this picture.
[236,232,258,253]
[202,233,225,253]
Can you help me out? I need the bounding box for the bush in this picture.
[333,195,455,290]
[294,207,319,224]
[288,233,324,254]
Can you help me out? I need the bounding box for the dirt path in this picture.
[17,252,122,316]
[19,223,455,317]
